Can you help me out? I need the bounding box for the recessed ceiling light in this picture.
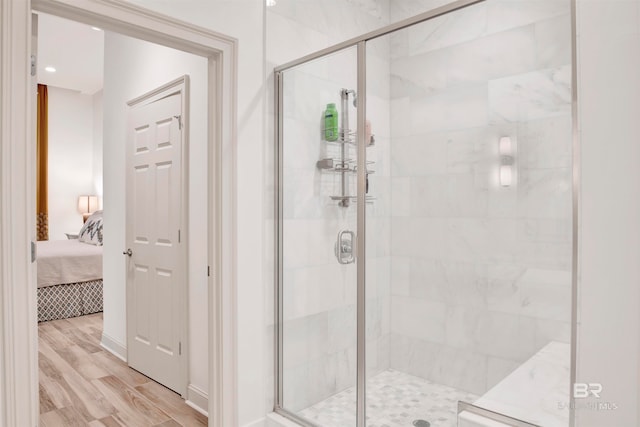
[44,66,56,73]
[266,0,276,6]
[91,26,102,31]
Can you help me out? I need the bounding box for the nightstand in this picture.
[65,232,79,240]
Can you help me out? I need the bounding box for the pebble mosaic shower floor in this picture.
[298,369,479,427]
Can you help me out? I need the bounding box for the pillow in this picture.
[79,210,103,246]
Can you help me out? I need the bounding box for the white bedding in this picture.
[37,240,103,288]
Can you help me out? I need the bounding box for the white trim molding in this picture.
[0,0,39,426]
[1,1,238,426]
[186,384,209,417]
[100,332,127,362]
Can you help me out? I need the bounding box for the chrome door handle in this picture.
[335,230,355,264]
[123,248,132,257]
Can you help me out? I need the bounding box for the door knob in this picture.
[123,248,132,257]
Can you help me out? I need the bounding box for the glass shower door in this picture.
[276,45,361,426]
[363,2,573,426]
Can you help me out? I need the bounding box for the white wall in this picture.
[575,0,640,425]
[92,89,104,208]
[47,86,100,240]
[102,31,209,400]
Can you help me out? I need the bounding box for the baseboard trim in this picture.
[244,417,267,427]
[186,384,209,417]
[100,332,127,362]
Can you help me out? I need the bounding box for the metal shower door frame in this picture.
[273,0,578,426]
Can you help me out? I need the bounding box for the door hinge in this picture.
[179,342,182,355]
[207,266,210,277]
[31,241,37,263]
[30,55,36,77]
[178,229,181,243]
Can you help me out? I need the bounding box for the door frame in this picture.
[0,1,238,426]
[125,76,190,398]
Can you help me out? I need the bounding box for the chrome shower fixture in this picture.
[342,88,357,107]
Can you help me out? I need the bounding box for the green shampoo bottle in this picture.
[324,103,339,141]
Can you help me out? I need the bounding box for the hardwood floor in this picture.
[39,313,207,427]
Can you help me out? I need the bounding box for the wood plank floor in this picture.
[39,313,208,427]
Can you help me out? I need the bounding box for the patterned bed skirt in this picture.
[37,279,103,322]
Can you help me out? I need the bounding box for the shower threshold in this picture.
[298,369,479,427]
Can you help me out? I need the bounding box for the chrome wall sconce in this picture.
[499,136,515,187]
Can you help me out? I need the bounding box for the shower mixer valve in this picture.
[335,229,356,264]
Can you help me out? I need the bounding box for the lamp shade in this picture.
[78,195,99,214]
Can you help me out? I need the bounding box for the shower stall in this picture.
[274,0,575,426]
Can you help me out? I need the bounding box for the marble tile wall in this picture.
[387,0,573,397]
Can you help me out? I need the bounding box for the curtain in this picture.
[37,84,49,241]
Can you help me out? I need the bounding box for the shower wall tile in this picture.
[429,345,488,395]
[390,97,411,137]
[327,305,357,354]
[516,236,572,271]
[486,0,570,35]
[487,185,518,219]
[409,258,449,302]
[517,116,572,170]
[488,66,571,124]
[410,175,450,218]
[283,362,310,411]
[266,12,329,67]
[475,311,538,361]
[487,266,571,321]
[389,0,458,23]
[446,25,536,86]
[391,295,447,342]
[282,117,324,170]
[534,318,571,349]
[389,333,488,395]
[283,312,329,363]
[391,133,448,176]
[516,167,572,219]
[535,14,572,69]
[446,218,518,263]
[410,83,489,134]
[406,2,488,56]
[283,264,356,321]
[390,48,449,98]
[368,54,393,102]
[390,256,410,296]
[445,128,498,174]
[444,305,484,350]
[268,0,390,64]
[390,177,410,217]
[282,219,342,269]
[391,217,448,258]
[486,356,520,390]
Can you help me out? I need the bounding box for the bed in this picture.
[37,211,104,322]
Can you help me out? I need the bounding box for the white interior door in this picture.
[125,82,187,395]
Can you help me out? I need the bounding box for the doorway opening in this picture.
[0,1,238,426]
